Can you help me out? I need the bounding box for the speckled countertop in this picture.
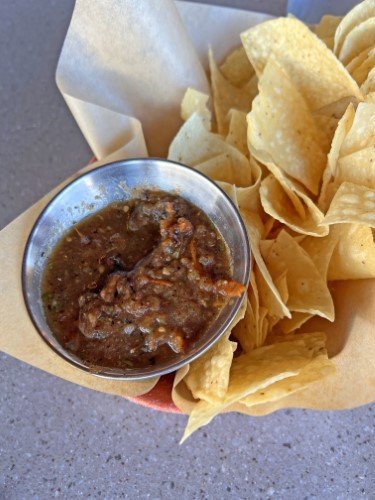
[0,1,374,499]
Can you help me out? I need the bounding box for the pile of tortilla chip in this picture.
[168,0,375,442]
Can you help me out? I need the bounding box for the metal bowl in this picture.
[22,158,250,380]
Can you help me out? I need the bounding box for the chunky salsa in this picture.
[42,190,245,369]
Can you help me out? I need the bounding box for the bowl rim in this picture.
[22,157,251,380]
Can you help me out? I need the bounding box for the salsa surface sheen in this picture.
[42,190,244,370]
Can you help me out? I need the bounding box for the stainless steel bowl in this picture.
[22,158,250,380]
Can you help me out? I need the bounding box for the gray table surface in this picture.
[0,1,374,499]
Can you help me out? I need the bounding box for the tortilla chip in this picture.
[247,58,326,194]
[300,231,339,280]
[361,67,375,95]
[219,46,255,87]
[241,17,361,111]
[318,104,356,211]
[259,175,313,235]
[195,153,252,186]
[248,270,260,332]
[183,292,247,404]
[209,49,252,135]
[168,112,250,175]
[278,312,313,334]
[181,332,332,442]
[263,270,290,338]
[241,74,259,103]
[263,230,335,321]
[235,158,263,214]
[336,148,375,189]
[351,49,375,85]
[258,306,269,346]
[215,181,237,203]
[314,15,342,39]
[294,235,307,244]
[334,0,375,56]
[232,299,257,353]
[240,345,334,407]
[346,45,373,74]
[314,95,357,120]
[319,102,375,209]
[263,217,276,238]
[365,91,375,103]
[265,314,281,337]
[233,268,271,352]
[337,18,375,65]
[255,265,285,321]
[184,334,237,404]
[265,162,306,218]
[259,239,275,257]
[321,182,375,227]
[260,173,328,237]
[180,88,211,129]
[274,270,289,305]
[321,36,335,50]
[241,210,290,318]
[328,224,375,280]
[225,109,248,156]
[264,223,283,241]
[312,97,357,155]
[315,115,340,155]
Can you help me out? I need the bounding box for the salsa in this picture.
[42,190,245,369]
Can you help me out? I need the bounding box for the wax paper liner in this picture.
[0,0,374,411]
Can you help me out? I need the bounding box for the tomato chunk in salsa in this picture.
[42,190,245,369]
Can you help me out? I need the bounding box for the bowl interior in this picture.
[23,158,250,380]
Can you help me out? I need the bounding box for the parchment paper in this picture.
[0,0,374,410]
